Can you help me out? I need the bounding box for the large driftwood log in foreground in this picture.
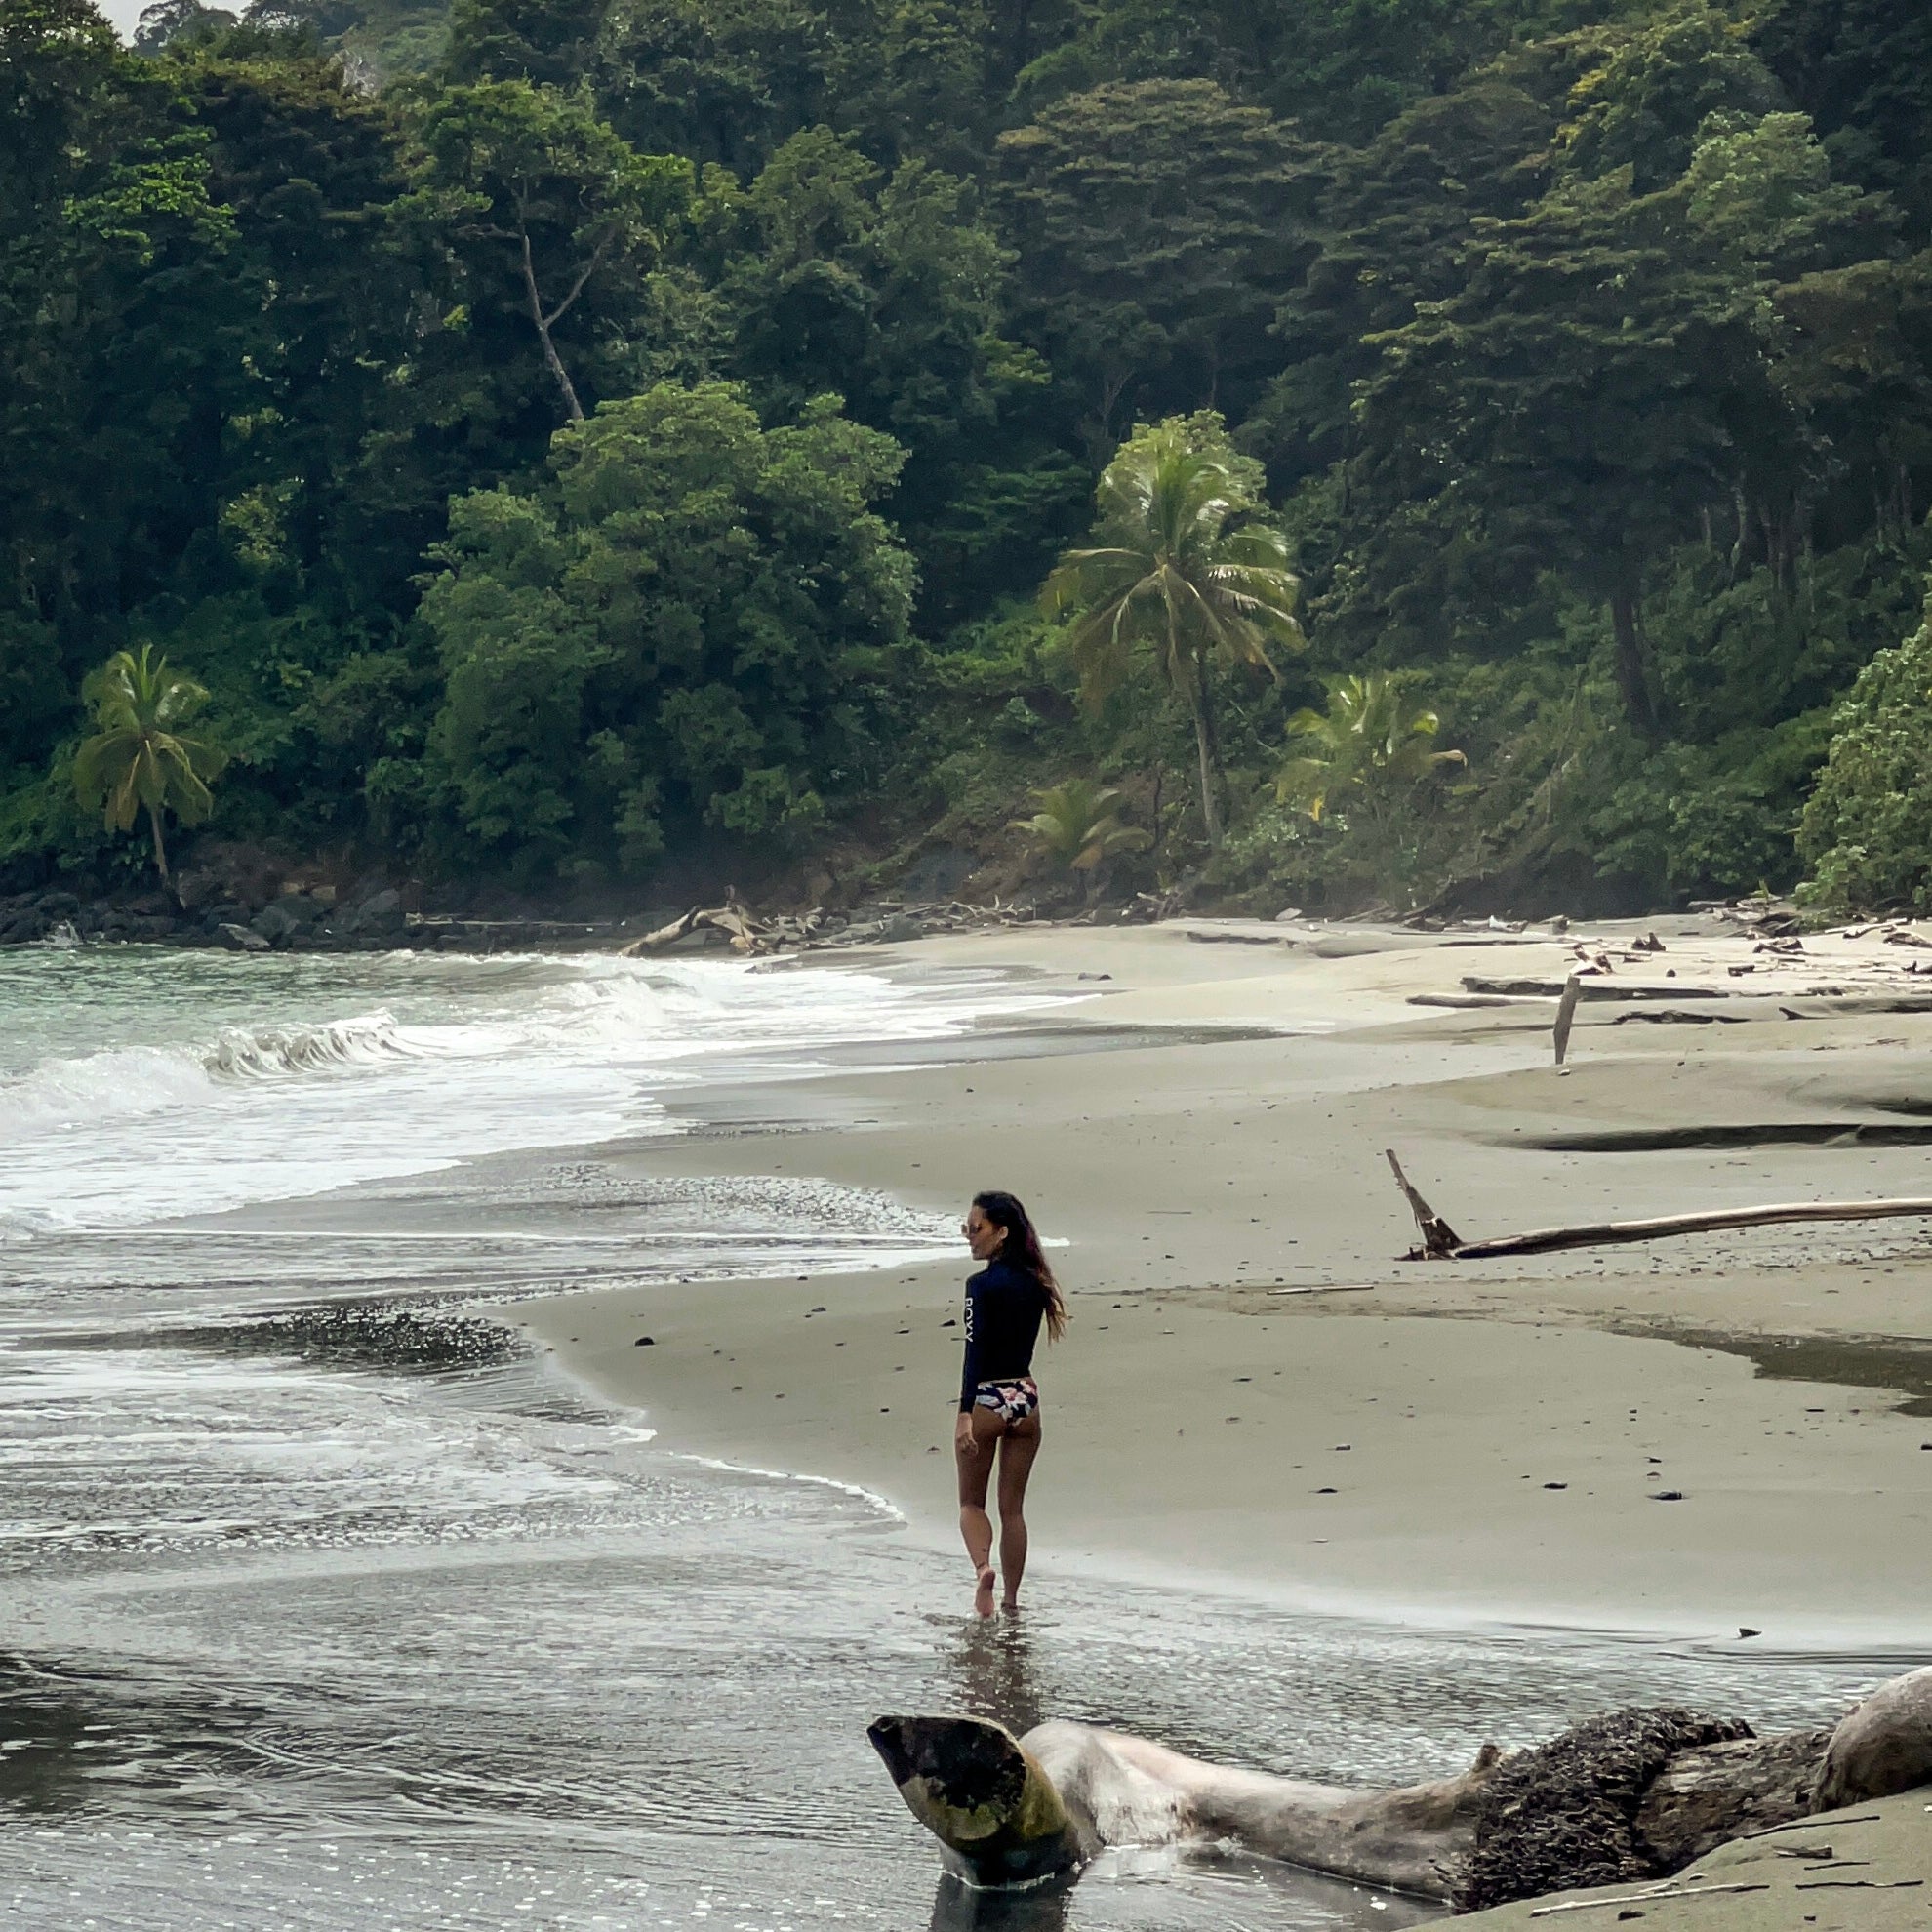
[871,1670,1932,1910]
[1384,1149,1932,1260]
[868,1712,1500,1898]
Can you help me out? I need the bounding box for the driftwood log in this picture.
[871,1670,1932,1909]
[621,898,764,955]
[617,895,1039,958]
[868,1712,1502,1898]
[1384,1149,1932,1261]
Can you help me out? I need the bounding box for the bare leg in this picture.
[995,1418,1041,1611]
[955,1411,999,1616]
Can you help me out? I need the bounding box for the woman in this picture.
[954,1190,1067,1617]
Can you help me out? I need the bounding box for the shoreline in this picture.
[506,918,1932,1649]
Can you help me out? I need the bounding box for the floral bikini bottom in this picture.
[972,1377,1039,1425]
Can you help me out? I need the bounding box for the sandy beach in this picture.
[511,915,1932,1645]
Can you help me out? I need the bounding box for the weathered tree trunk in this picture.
[876,1672,1932,1909]
[147,803,170,884]
[1607,583,1658,736]
[1634,1729,1830,1872]
[870,1711,1500,1900]
[520,228,585,424]
[867,1715,1092,1888]
[1381,1150,1932,1259]
[1189,666,1223,850]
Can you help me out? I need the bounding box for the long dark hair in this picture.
[973,1189,1067,1341]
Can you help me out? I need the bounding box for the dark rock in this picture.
[359,886,403,923]
[895,844,977,902]
[149,1304,518,1374]
[217,921,270,952]
[173,840,284,913]
[129,914,178,940]
[251,902,308,946]
[36,891,79,917]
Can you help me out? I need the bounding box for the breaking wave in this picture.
[204,1012,430,1080]
[0,950,1063,1231]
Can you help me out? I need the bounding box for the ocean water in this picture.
[0,946,1909,1931]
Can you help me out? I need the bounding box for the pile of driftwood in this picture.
[619,894,1036,957]
[1693,893,1802,939]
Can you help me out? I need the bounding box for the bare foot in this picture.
[1000,1594,1021,1616]
[974,1565,997,1618]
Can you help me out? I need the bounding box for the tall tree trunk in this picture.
[146,803,170,884]
[1607,584,1658,737]
[521,229,585,424]
[1190,677,1224,850]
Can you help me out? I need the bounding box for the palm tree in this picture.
[73,646,224,886]
[1010,778,1149,901]
[1044,417,1304,850]
[1275,673,1466,824]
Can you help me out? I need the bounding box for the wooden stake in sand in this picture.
[1384,1150,1932,1260]
[1552,973,1582,1066]
[1384,1149,1463,1257]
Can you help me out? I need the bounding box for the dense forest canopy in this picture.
[5,0,1931,913]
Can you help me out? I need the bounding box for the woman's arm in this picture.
[958,1277,979,1413]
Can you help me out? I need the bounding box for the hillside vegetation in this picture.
[5,0,1930,914]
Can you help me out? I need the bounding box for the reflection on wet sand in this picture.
[946,1613,1049,1741]
[929,1869,1072,1932]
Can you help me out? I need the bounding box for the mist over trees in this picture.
[4,0,1931,911]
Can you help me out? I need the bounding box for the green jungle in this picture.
[6,0,1932,918]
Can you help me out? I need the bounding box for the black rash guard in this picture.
[958,1260,1046,1412]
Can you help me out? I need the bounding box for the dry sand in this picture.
[510,915,1932,1644]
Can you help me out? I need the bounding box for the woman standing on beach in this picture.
[955,1190,1067,1617]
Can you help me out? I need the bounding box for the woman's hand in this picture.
[953,1410,974,1455]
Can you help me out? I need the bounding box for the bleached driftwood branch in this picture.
[1385,1148,1932,1260]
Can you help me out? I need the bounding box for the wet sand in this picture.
[512,917,1932,1644]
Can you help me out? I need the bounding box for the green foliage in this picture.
[403,77,691,421]
[1798,584,1932,912]
[418,380,912,877]
[1275,673,1465,823]
[1046,412,1302,847]
[993,79,1321,449]
[72,645,226,881]
[5,0,1932,916]
[1010,776,1147,878]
